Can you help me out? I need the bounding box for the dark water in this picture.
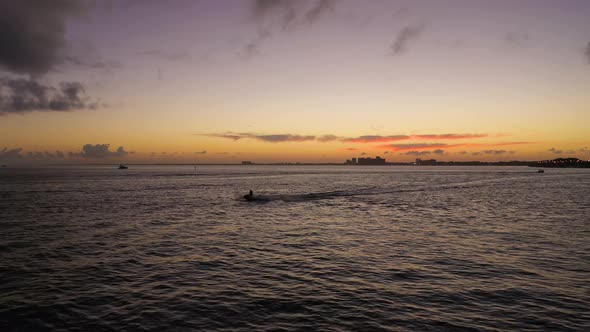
[1,165,589,331]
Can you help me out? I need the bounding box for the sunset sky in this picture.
[1,0,589,164]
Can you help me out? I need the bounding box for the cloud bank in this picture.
[79,144,129,158]
[0,78,97,114]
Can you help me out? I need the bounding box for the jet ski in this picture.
[244,190,254,201]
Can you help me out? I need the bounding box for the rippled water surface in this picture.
[1,165,589,331]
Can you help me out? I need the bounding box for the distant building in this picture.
[241,161,254,165]
[415,158,437,165]
[345,156,386,165]
[358,156,386,165]
[533,158,590,168]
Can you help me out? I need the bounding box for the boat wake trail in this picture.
[241,174,541,203]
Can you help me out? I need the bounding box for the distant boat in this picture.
[118,164,128,169]
[537,169,544,173]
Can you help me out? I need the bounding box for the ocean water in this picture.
[1,165,589,331]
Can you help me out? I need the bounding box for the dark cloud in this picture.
[548,147,562,155]
[585,42,590,64]
[0,78,97,114]
[390,24,424,56]
[138,50,192,63]
[0,1,104,115]
[433,149,445,155]
[79,144,129,158]
[0,0,86,76]
[194,150,207,154]
[458,151,469,155]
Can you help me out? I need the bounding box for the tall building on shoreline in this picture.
[345,156,386,165]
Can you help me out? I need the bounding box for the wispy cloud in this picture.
[317,134,340,142]
[304,0,337,24]
[204,132,533,152]
[338,133,489,144]
[138,50,192,63]
[381,143,453,151]
[253,0,337,30]
[548,147,563,155]
[413,133,487,140]
[341,135,409,143]
[403,150,431,156]
[247,0,337,58]
[433,149,445,155]
[481,150,509,155]
[206,133,244,141]
[239,43,260,60]
[204,132,315,143]
[491,141,534,146]
[504,32,530,48]
[251,134,316,142]
[63,56,123,73]
[390,24,424,56]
